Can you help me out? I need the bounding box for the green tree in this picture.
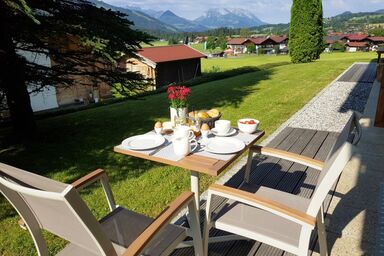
[289,0,324,63]
[239,28,250,38]
[331,41,345,52]
[168,37,179,45]
[0,0,153,136]
[246,44,255,54]
[217,36,228,50]
[206,36,216,50]
[369,27,384,36]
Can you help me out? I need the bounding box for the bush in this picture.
[247,44,256,54]
[258,48,266,55]
[332,41,345,52]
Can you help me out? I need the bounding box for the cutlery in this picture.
[149,140,171,156]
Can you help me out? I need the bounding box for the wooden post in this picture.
[377,63,384,82]
[375,68,384,127]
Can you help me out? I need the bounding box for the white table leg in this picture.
[190,171,200,211]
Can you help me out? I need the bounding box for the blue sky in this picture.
[103,0,384,24]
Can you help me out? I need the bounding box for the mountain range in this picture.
[88,1,384,35]
[88,0,178,33]
[90,0,267,32]
[195,8,266,29]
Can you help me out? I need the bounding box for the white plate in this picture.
[211,127,237,137]
[122,134,165,150]
[204,137,245,154]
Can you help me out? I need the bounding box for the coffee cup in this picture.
[172,136,198,156]
[174,125,195,141]
[214,120,231,135]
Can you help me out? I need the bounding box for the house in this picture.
[51,36,112,107]
[340,34,369,43]
[269,36,289,51]
[226,36,289,55]
[325,33,384,52]
[18,36,112,112]
[122,45,206,89]
[19,50,59,112]
[226,38,254,54]
[193,36,208,44]
[324,39,334,52]
[367,37,384,51]
[251,37,280,54]
[345,41,369,52]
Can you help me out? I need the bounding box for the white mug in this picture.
[174,125,195,141]
[215,120,231,135]
[173,136,198,156]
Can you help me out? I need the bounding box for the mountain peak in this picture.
[157,9,208,32]
[160,10,177,17]
[195,8,266,29]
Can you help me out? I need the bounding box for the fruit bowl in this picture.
[237,118,259,134]
[189,109,221,129]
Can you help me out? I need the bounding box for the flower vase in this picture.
[170,107,188,125]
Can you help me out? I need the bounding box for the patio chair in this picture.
[203,112,361,256]
[0,164,203,256]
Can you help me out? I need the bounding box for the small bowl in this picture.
[237,118,259,134]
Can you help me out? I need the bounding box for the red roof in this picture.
[345,42,369,47]
[368,36,384,42]
[269,36,288,43]
[227,38,251,45]
[342,34,369,41]
[250,37,268,44]
[136,45,206,63]
[325,39,334,44]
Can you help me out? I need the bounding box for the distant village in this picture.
[190,33,384,56]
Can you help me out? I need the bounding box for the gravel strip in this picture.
[289,81,372,132]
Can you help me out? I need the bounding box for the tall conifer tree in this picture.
[289,0,324,63]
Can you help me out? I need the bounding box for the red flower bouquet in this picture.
[167,85,191,109]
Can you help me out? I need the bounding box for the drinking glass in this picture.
[189,117,201,137]
[175,116,187,128]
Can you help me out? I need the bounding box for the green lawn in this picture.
[0,52,376,255]
[141,40,169,47]
[201,52,376,72]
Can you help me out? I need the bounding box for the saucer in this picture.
[211,127,237,137]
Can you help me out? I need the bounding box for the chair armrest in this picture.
[71,169,116,211]
[123,191,195,256]
[251,145,324,170]
[208,184,316,227]
[72,169,105,190]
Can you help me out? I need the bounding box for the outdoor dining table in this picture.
[114,128,265,219]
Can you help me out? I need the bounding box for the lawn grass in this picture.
[141,40,169,47]
[0,52,376,255]
[201,52,375,72]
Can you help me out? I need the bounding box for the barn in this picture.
[122,45,206,89]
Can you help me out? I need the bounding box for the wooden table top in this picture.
[114,130,264,176]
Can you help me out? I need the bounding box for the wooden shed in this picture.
[122,45,206,89]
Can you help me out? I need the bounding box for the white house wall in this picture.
[17,49,59,112]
